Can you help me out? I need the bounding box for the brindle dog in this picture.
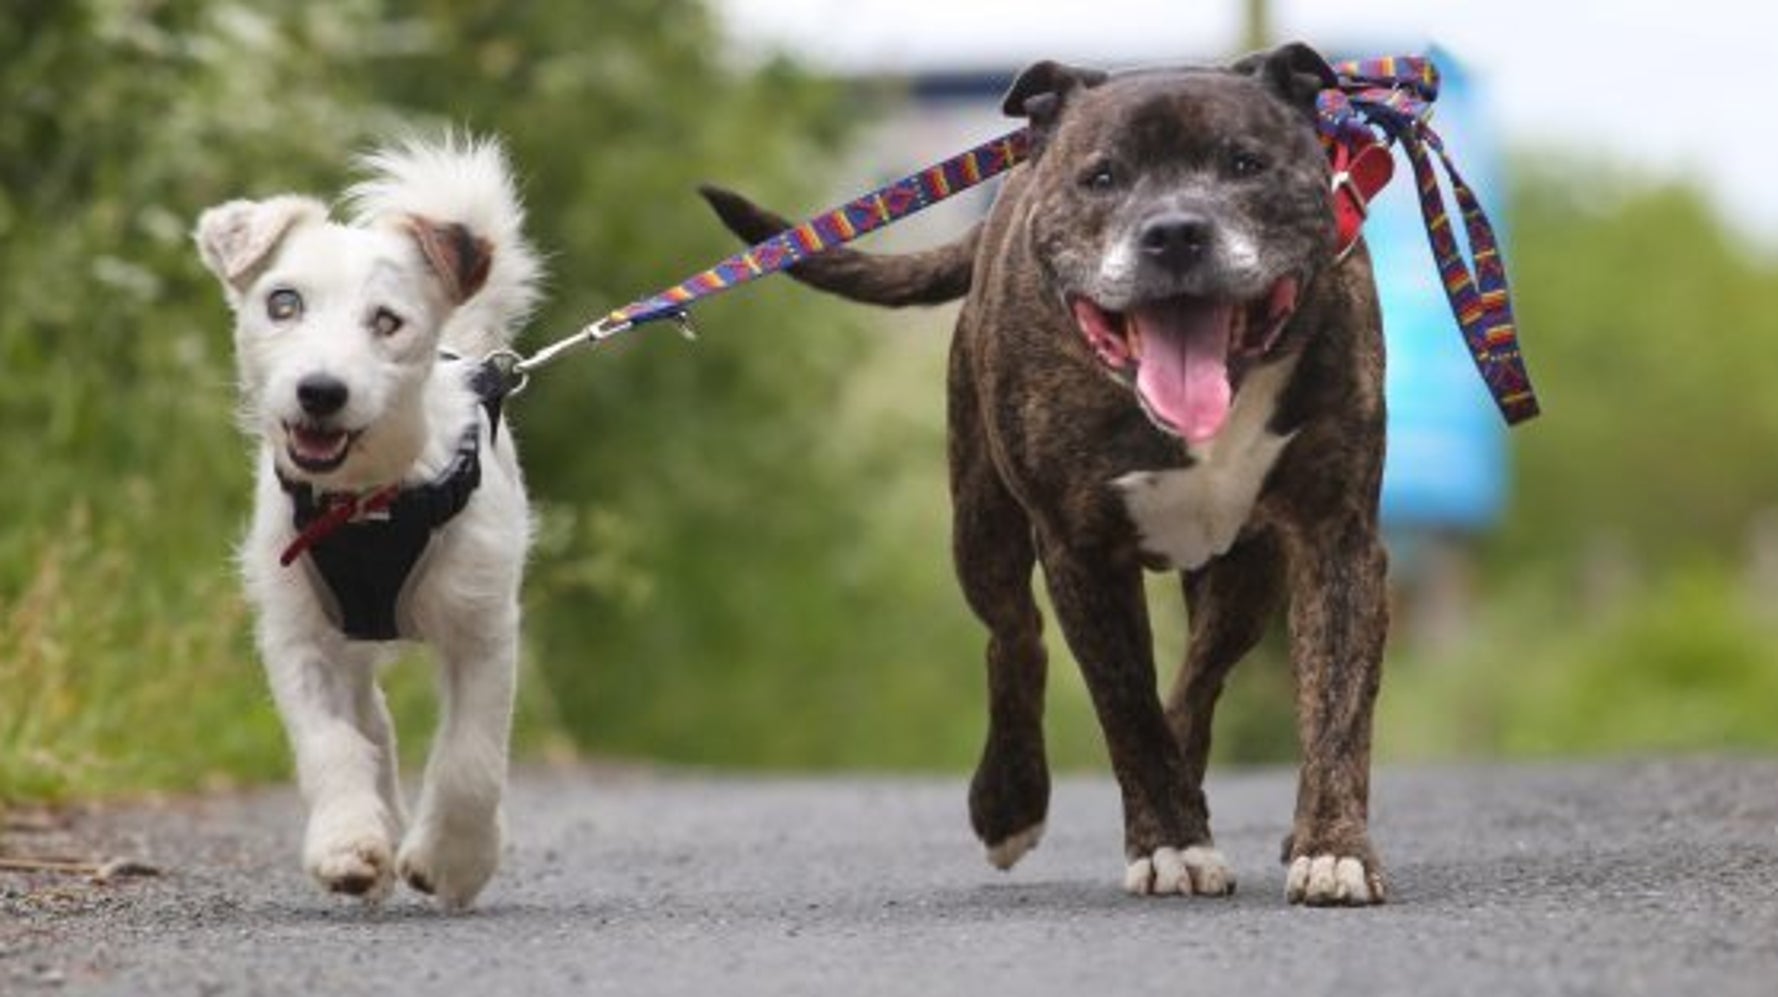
[704,42,1390,906]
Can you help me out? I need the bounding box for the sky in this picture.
[712,0,1778,246]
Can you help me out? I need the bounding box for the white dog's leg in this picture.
[261,629,400,903]
[397,616,517,912]
[354,676,408,842]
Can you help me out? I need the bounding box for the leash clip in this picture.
[482,348,530,398]
[1330,170,1370,266]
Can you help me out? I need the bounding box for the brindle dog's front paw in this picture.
[1124,845,1235,897]
[1284,853,1386,906]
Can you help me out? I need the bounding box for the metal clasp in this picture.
[1330,171,1370,266]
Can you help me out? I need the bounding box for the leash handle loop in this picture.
[1324,57,1539,425]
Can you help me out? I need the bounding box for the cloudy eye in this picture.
[266,288,303,322]
[1080,160,1119,192]
[1229,150,1267,178]
[371,307,404,337]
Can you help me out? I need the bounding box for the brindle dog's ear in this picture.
[1235,41,1338,120]
[1001,60,1109,150]
[407,215,492,305]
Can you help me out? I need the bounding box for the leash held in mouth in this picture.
[508,53,1537,425]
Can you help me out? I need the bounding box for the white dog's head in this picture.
[196,138,537,492]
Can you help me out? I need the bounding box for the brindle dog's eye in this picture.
[266,288,303,322]
[1229,150,1267,178]
[1081,162,1118,191]
[371,307,404,337]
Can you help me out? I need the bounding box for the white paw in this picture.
[397,810,503,912]
[985,822,1045,871]
[1285,854,1384,906]
[304,805,395,902]
[1123,845,1235,896]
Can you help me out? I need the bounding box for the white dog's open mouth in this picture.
[1069,276,1299,445]
[284,422,359,474]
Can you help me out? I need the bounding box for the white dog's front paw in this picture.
[1123,845,1235,897]
[1285,854,1385,906]
[397,810,503,912]
[304,804,395,902]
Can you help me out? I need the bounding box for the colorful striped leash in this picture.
[492,129,1031,389]
[500,54,1536,427]
[1320,56,1539,425]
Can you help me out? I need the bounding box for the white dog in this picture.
[195,136,540,911]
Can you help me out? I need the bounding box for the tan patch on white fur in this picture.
[985,821,1045,871]
[1114,356,1299,571]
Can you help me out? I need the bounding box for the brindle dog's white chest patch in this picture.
[1113,357,1298,571]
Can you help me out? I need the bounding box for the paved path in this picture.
[4,759,1776,996]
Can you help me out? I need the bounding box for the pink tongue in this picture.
[293,427,346,459]
[1133,301,1234,444]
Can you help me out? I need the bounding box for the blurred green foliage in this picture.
[1375,162,1778,760]
[4,3,1777,805]
[1499,162,1778,572]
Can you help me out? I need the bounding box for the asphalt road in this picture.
[4,758,1776,996]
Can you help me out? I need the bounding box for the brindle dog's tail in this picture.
[698,185,976,307]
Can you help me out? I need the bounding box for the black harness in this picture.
[277,358,511,642]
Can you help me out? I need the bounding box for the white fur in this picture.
[1095,237,1139,300]
[1113,355,1299,571]
[1090,209,1270,307]
[985,821,1046,871]
[195,135,541,912]
[1286,854,1381,906]
[1124,845,1235,897]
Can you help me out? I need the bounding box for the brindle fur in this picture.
[703,44,1390,904]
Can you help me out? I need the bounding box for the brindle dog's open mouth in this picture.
[283,422,360,474]
[1070,276,1299,444]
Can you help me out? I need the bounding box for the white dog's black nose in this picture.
[1138,213,1212,269]
[296,374,350,418]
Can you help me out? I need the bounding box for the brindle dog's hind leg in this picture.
[952,353,1051,871]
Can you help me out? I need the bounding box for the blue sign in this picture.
[1367,49,1510,533]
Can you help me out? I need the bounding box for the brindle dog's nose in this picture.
[1138,213,1212,269]
[296,374,349,418]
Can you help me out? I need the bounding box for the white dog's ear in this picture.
[406,215,493,305]
[194,195,327,297]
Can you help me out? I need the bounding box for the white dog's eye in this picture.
[266,288,303,322]
[371,308,404,337]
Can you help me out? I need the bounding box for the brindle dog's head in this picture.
[1006,43,1339,444]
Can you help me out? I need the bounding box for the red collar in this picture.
[1328,138,1395,261]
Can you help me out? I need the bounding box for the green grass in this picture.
[1380,563,1778,760]
[0,505,277,800]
